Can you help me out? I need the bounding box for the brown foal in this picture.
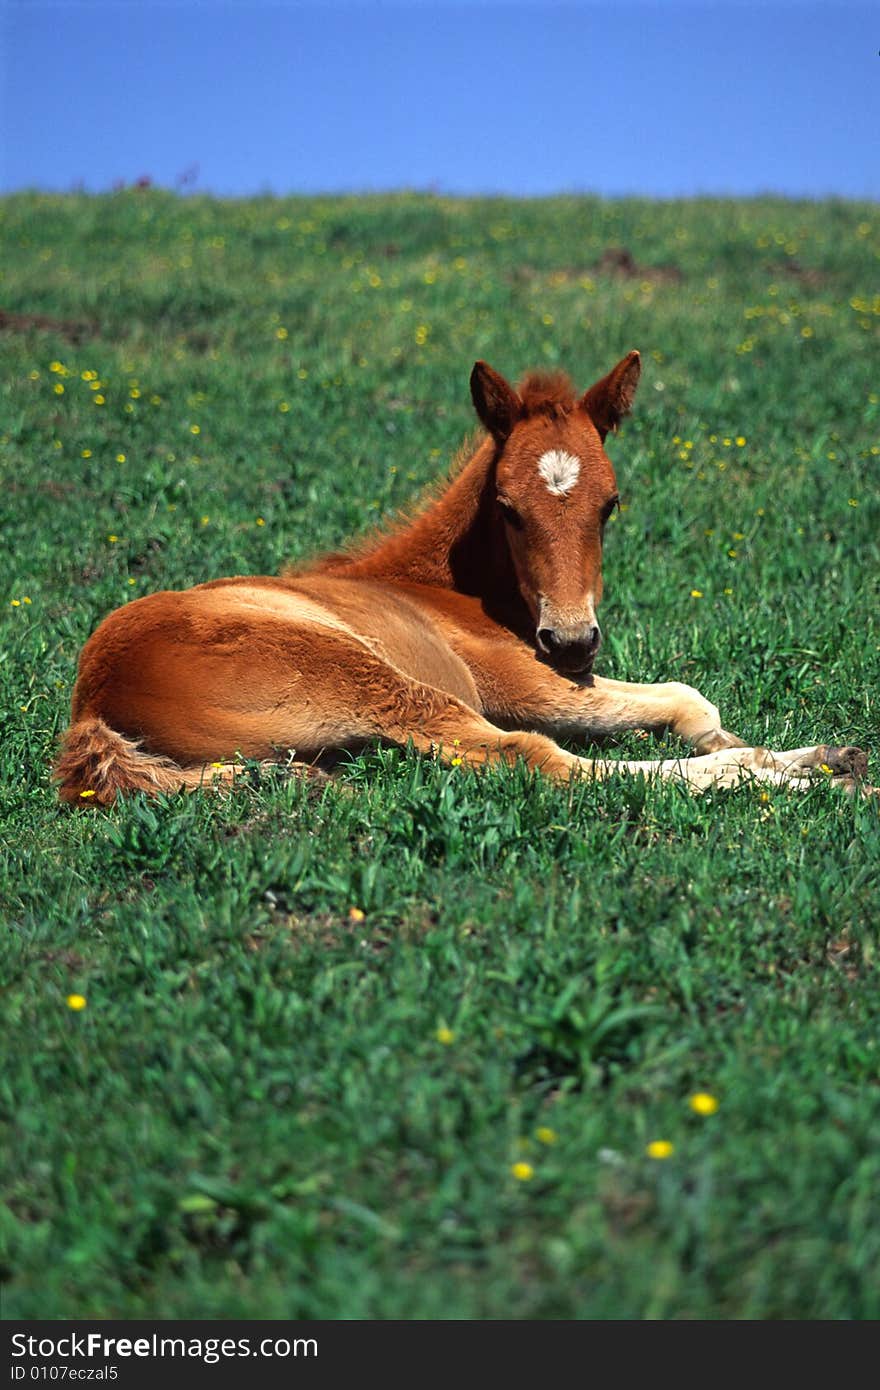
[55,352,869,804]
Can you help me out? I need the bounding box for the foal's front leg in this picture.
[466,642,741,753]
[568,674,743,753]
[447,636,876,792]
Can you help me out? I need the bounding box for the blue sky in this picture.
[2,1,877,199]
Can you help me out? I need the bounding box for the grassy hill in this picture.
[1,191,879,1318]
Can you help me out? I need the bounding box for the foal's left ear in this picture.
[581,350,641,440]
[470,361,522,443]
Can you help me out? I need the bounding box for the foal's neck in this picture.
[319,436,517,603]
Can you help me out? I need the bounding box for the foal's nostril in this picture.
[538,626,601,659]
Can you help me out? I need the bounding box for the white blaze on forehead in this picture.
[537,449,581,497]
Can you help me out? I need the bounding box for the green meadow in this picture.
[1,192,879,1319]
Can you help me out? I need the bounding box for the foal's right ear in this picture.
[470,361,522,442]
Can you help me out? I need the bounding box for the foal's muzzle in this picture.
[536,623,602,674]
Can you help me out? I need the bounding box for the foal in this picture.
[55,352,869,804]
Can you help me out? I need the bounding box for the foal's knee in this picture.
[666,682,724,747]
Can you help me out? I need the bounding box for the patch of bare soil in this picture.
[778,259,829,288]
[592,247,683,283]
[510,247,684,287]
[0,308,97,344]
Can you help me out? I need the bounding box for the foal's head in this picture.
[471,351,641,676]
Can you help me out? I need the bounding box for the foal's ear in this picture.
[581,350,641,440]
[470,361,522,442]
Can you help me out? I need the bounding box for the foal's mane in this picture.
[293,429,486,575]
[288,370,580,576]
[515,370,579,419]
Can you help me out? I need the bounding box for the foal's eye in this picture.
[497,498,524,530]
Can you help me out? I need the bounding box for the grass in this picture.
[1,190,879,1319]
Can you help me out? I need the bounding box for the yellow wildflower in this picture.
[646,1140,674,1159]
[689,1092,719,1115]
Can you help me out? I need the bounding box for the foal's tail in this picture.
[53,716,334,806]
[53,717,238,805]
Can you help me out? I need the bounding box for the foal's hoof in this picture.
[693,727,746,754]
[817,745,869,781]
